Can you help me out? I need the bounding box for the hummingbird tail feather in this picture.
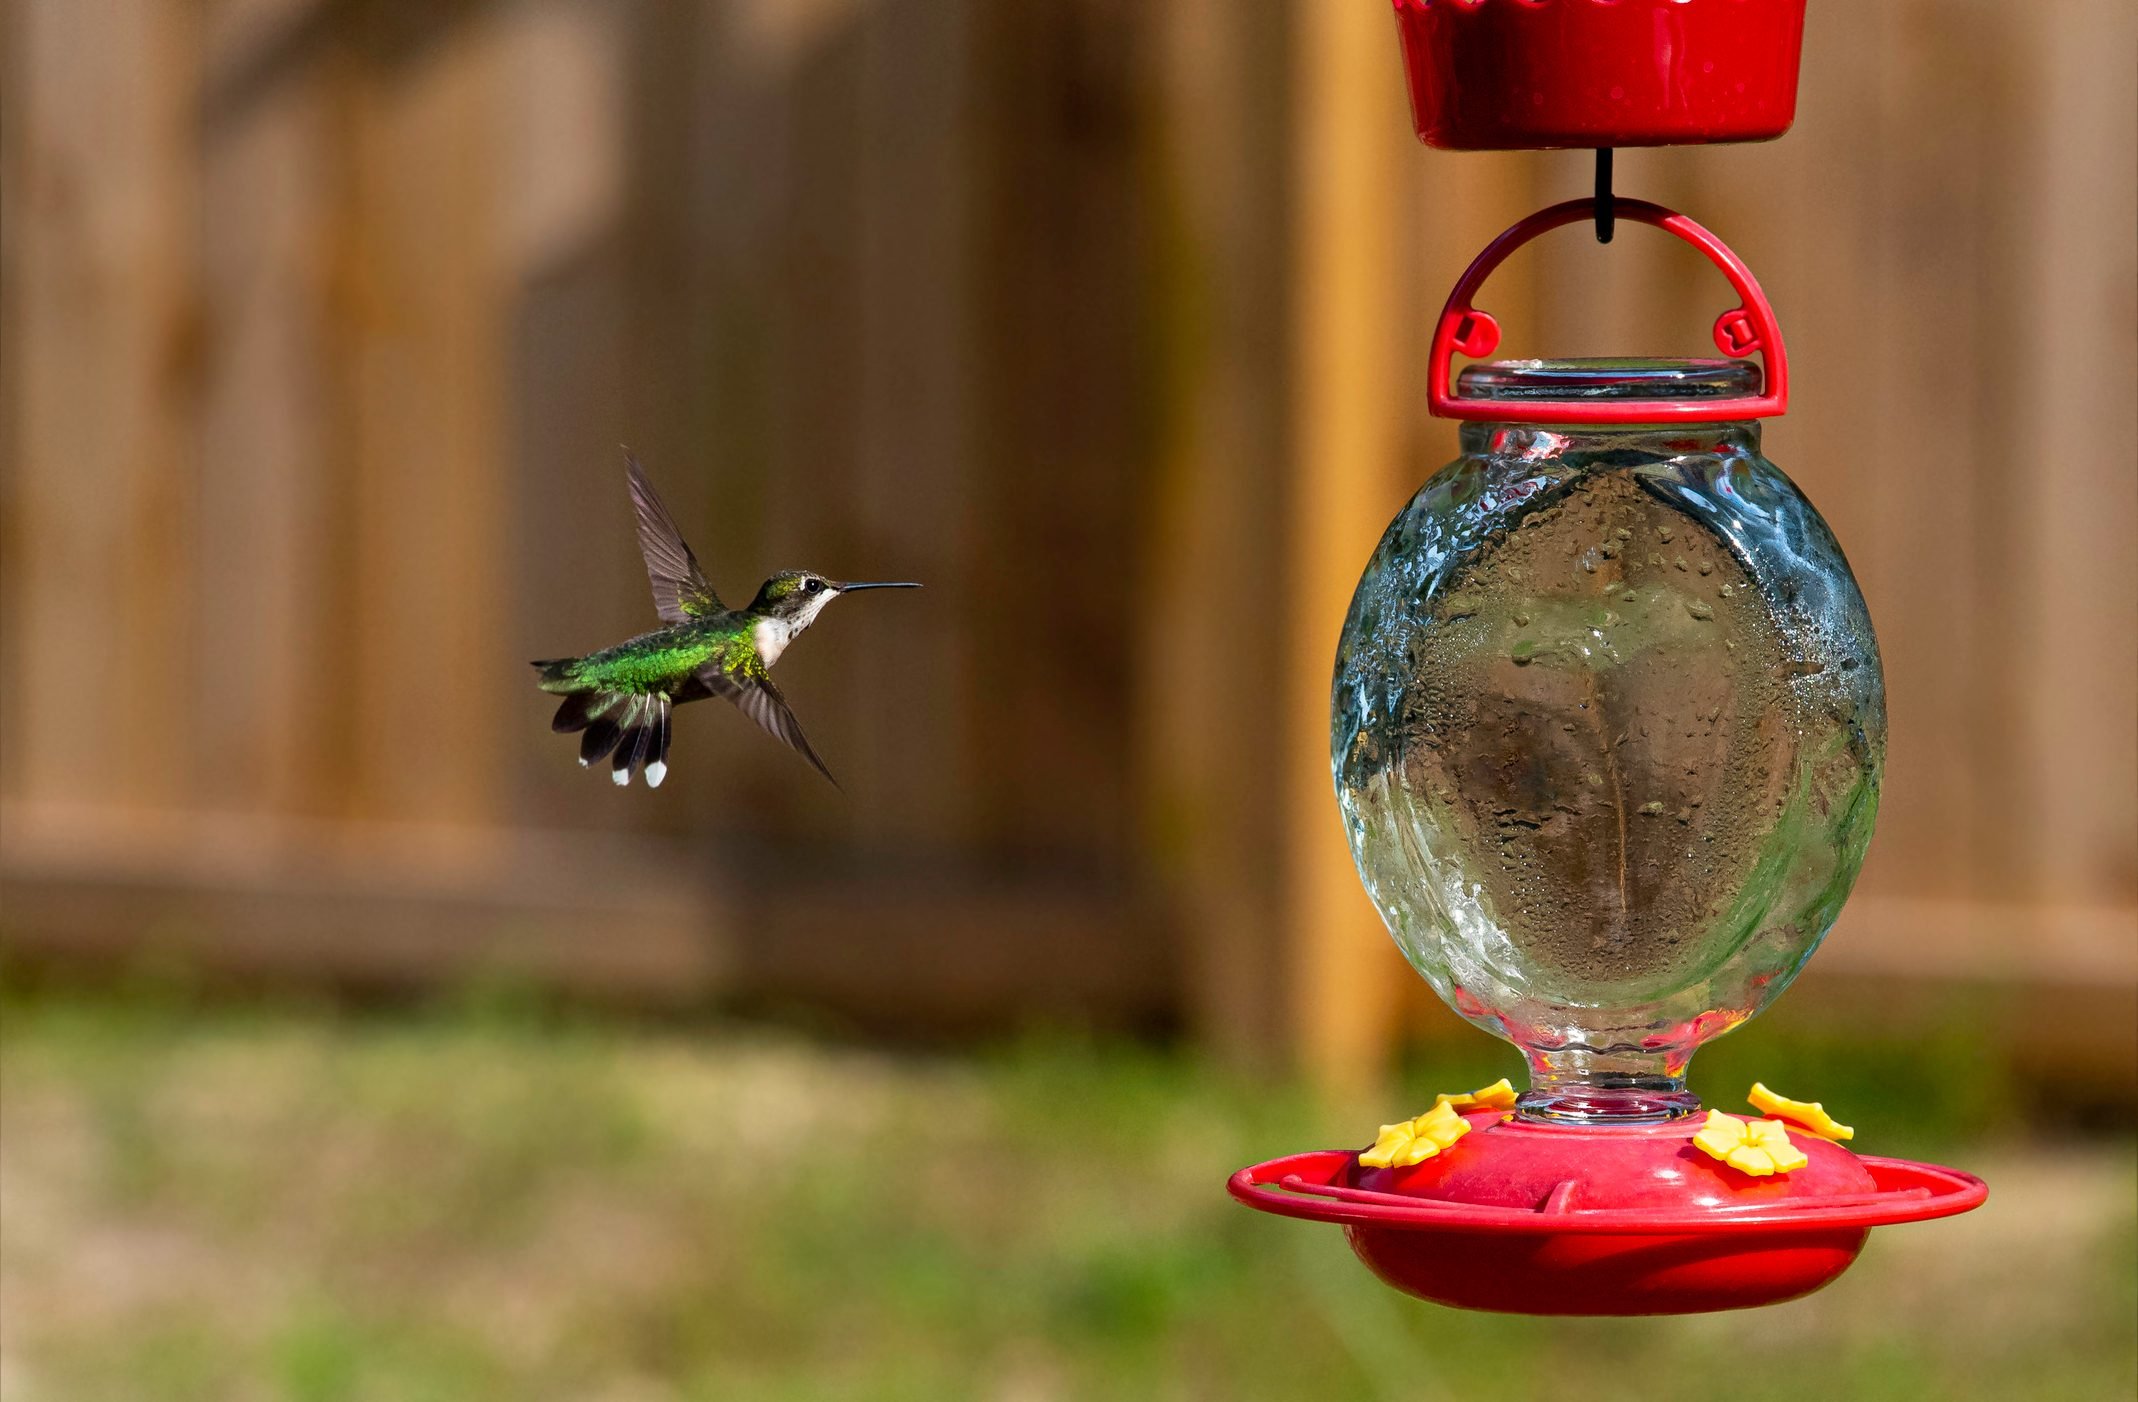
[645,695,671,787]
[607,694,673,788]
[549,688,624,735]
[578,708,626,767]
[614,711,648,787]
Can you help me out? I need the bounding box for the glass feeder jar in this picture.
[1332,202,1885,1125]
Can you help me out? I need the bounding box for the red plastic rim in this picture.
[1230,1149,1988,1235]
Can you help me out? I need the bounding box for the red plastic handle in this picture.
[1428,198,1790,424]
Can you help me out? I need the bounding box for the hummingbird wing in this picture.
[694,664,838,789]
[626,455,722,623]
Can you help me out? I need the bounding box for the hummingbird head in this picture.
[748,571,920,634]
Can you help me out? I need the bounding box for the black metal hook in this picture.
[1595,148,1615,244]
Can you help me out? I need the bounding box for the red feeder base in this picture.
[1229,1115,1986,1315]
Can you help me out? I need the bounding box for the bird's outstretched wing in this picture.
[691,663,838,788]
[626,454,722,623]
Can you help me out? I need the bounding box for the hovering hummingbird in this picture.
[532,456,919,788]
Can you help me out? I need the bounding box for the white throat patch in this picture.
[753,617,792,666]
[753,592,834,668]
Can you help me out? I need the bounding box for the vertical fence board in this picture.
[844,0,980,844]
[1286,0,1420,1084]
[195,0,344,816]
[499,0,641,833]
[2011,0,2138,907]
[339,21,509,829]
[1145,0,1293,1058]
[5,0,198,810]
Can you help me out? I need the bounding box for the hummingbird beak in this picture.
[832,581,922,593]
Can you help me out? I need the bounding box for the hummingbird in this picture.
[532,455,919,788]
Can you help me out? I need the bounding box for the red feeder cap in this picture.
[1392,0,1808,151]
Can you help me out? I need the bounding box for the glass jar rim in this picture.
[1457,357,1761,404]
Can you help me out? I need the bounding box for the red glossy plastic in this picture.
[1429,197,1789,424]
[1230,1114,1988,1315]
[1392,0,1807,150]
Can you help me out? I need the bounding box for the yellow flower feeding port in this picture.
[1692,1112,1812,1177]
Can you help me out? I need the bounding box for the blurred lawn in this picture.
[1,981,2131,1402]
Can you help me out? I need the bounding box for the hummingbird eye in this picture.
[803,578,824,594]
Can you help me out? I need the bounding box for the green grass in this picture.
[2,984,2131,1402]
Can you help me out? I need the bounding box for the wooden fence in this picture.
[3,0,2132,1079]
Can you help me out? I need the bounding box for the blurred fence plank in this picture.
[339,18,511,827]
[1285,0,1417,1086]
[4,0,199,808]
[1146,0,1293,1063]
[846,0,980,841]
[2011,0,2138,907]
[195,0,344,815]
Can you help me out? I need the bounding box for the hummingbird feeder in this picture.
[1227,0,1986,1316]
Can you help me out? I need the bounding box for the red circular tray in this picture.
[1392,0,1807,150]
[1229,1119,1986,1315]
